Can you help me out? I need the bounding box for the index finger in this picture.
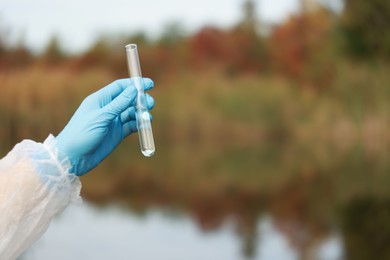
[93,79,131,102]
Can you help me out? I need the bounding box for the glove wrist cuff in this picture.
[44,134,76,175]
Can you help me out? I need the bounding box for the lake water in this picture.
[21,202,343,260]
[15,141,390,260]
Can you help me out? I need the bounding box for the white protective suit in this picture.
[0,135,81,260]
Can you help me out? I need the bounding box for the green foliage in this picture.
[341,0,390,59]
[43,36,65,64]
[0,22,6,55]
[157,22,186,46]
[123,32,150,46]
[0,20,33,68]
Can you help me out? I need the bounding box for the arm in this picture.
[0,136,81,260]
[0,78,154,259]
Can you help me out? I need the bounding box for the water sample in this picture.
[125,44,155,157]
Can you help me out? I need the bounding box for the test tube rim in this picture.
[126,44,137,50]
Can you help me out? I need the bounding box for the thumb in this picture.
[103,85,136,118]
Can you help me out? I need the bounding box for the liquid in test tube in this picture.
[125,44,155,157]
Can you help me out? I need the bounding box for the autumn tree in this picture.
[189,0,266,75]
[269,6,335,88]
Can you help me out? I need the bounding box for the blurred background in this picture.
[1,0,389,259]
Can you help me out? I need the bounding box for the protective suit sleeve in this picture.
[0,134,81,260]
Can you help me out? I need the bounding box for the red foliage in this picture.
[189,26,265,74]
[269,8,335,87]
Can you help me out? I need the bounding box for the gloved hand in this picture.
[56,78,155,176]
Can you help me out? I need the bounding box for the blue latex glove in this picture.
[56,78,155,176]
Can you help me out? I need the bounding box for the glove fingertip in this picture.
[146,94,155,109]
[143,78,154,90]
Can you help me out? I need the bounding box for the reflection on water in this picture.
[19,142,390,260]
[21,203,342,260]
[339,197,390,260]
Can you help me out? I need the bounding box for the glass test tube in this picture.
[125,44,155,157]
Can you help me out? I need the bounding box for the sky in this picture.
[0,0,343,54]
